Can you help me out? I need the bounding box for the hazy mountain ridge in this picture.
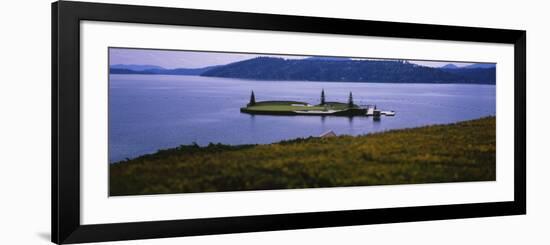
[109,65,219,75]
[441,64,459,69]
[110,64,165,71]
[441,63,496,69]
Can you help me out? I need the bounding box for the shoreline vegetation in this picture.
[110,116,496,196]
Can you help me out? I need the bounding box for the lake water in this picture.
[109,74,496,163]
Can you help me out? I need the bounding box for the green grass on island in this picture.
[240,101,367,116]
[109,116,496,196]
[244,101,354,112]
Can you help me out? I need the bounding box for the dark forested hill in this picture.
[201,57,496,84]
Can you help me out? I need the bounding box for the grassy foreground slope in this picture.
[110,117,496,196]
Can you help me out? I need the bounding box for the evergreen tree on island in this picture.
[348,92,354,108]
[320,89,326,105]
[248,90,256,106]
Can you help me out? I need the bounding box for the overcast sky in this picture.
[109,48,476,69]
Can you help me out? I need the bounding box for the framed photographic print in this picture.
[52,1,526,244]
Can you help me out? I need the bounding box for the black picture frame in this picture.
[52,1,526,244]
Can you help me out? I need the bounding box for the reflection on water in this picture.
[109,75,496,162]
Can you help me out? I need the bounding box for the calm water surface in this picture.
[109,75,496,163]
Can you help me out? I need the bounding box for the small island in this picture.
[240,90,395,117]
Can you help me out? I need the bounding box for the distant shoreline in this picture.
[109,73,497,86]
[110,57,496,85]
